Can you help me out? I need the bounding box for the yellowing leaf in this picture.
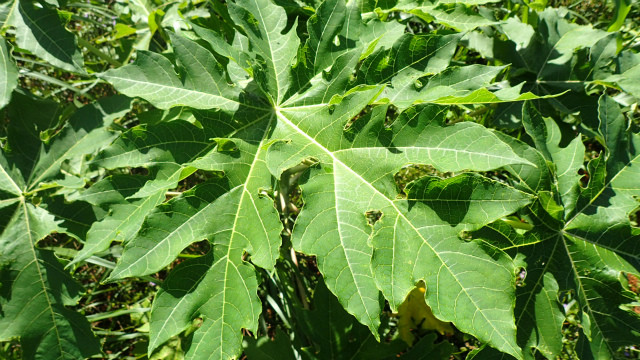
[397,281,454,345]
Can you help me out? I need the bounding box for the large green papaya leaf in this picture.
[94,0,548,358]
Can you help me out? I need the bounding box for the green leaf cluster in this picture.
[0,0,639,359]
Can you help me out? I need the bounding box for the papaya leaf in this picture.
[0,94,131,360]
[470,101,640,359]
[86,1,638,359]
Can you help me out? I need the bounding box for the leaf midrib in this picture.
[21,200,66,358]
[560,235,616,356]
[253,2,280,104]
[331,161,379,332]
[333,147,533,164]
[311,0,341,72]
[101,73,266,111]
[515,235,560,327]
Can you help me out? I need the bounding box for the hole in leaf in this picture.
[343,105,372,132]
[584,138,605,157]
[630,206,639,227]
[257,187,274,200]
[211,137,239,152]
[515,267,527,287]
[37,232,81,251]
[385,104,399,127]
[394,164,453,195]
[396,280,455,346]
[578,167,589,187]
[130,167,149,176]
[169,170,219,198]
[365,210,383,226]
[180,239,211,257]
[459,230,472,241]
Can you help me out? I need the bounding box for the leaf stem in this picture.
[20,69,95,99]
[77,37,122,67]
[502,218,534,231]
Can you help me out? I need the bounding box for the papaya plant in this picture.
[0,0,639,359]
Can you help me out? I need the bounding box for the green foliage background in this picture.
[0,0,639,359]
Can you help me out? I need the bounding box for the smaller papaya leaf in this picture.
[470,219,544,250]
[365,0,500,32]
[0,92,127,359]
[41,196,102,241]
[464,9,617,121]
[5,90,64,180]
[492,131,553,194]
[90,119,214,199]
[2,0,85,72]
[601,64,640,99]
[358,33,460,105]
[497,101,640,360]
[0,38,17,109]
[0,202,101,360]
[28,95,132,190]
[522,101,583,217]
[361,35,558,109]
[99,41,259,112]
[563,96,640,259]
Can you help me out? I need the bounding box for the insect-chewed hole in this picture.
[365,210,383,226]
[515,267,527,287]
[180,239,211,257]
[384,104,399,127]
